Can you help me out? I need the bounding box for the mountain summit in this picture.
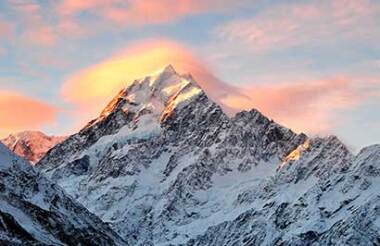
[1,131,65,164]
[88,64,203,128]
[37,65,380,245]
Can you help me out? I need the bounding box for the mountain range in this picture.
[16,65,378,245]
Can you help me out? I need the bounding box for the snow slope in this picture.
[0,142,126,245]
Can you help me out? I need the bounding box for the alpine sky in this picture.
[0,0,379,150]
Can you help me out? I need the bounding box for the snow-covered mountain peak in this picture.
[1,131,66,164]
[7,130,43,139]
[36,66,380,245]
[4,131,51,143]
[129,64,201,104]
[91,64,203,128]
[150,64,178,80]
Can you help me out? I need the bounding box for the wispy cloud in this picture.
[222,76,380,134]
[0,90,59,137]
[57,0,242,26]
[207,0,380,135]
[3,0,247,48]
[216,0,380,53]
[0,20,13,38]
[0,20,12,55]
[9,1,58,46]
[21,25,57,46]
[5,1,91,47]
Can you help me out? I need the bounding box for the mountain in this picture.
[37,65,380,245]
[0,142,126,245]
[1,131,66,164]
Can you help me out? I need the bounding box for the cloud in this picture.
[7,1,87,47]
[0,20,13,56]
[0,20,11,56]
[57,0,242,26]
[5,0,251,50]
[3,0,247,51]
[61,39,241,125]
[104,0,238,25]
[0,90,59,137]
[0,21,13,38]
[9,1,58,46]
[56,18,86,37]
[61,38,379,136]
[222,76,378,134]
[21,25,57,46]
[216,0,380,53]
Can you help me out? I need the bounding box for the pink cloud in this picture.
[12,1,41,14]
[0,21,12,38]
[58,0,240,26]
[0,90,59,138]
[21,25,57,46]
[104,0,230,25]
[4,0,242,48]
[57,18,85,36]
[222,76,377,134]
[10,1,58,46]
[8,1,88,46]
[216,0,380,53]
[5,0,246,47]
[57,0,103,15]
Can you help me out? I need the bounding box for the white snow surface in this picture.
[0,142,126,245]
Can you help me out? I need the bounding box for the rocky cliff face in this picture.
[37,65,380,245]
[186,141,380,246]
[1,131,66,164]
[0,142,126,245]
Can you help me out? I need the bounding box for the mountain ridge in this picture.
[0,142,127,245]
[1,131,66,164]
[36,65,380,245]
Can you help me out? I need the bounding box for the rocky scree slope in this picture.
[0,142,126,245]
[37,65,380,245]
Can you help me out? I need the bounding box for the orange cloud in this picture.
[61,39,240,125]
[0,90,59,137]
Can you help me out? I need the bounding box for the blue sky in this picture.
[0,0,379,151]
